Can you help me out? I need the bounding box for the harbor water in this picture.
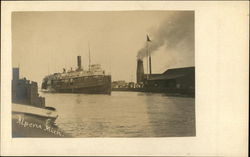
[40,91,195,137]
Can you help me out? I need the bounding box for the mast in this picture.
[48,63,50,74]
[88,42,91,71]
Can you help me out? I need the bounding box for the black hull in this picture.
[42,75,111,95]
[53,84,111,94]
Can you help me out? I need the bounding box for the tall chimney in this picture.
[77,56,82,70]
[136,59,144,83]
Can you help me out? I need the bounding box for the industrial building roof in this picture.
[147,66,195,81]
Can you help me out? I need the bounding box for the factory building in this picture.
[12,68,45,108]
[136,59,195,96]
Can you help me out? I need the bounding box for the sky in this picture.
[12,11,194,83]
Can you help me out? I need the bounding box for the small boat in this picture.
[12,103,69,137]
[12,68,70,137]
[12,103,58,124]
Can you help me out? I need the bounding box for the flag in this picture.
[147,34,151,42]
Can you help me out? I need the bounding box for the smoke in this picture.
[137,12,194,61]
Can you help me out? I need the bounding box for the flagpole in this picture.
[146,34,152,79]
[148,42,151,76]
[146,37,149,80]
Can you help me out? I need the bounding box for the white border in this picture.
[1,1,249,156]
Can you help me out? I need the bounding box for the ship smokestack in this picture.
[136,59,144,83]
[77,56,82,70]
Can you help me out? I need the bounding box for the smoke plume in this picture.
[137,12,194,61]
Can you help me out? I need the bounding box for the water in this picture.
[40,91,195,137]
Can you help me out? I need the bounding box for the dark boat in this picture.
[12,103,67,137]
[41,56,111,94]
[12,68,69,137]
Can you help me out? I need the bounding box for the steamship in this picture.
[41,56,111,94]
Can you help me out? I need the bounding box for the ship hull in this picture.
[42,75,111,95]
[52,84,111,94]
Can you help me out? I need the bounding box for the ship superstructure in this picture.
[41,56,111,94]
